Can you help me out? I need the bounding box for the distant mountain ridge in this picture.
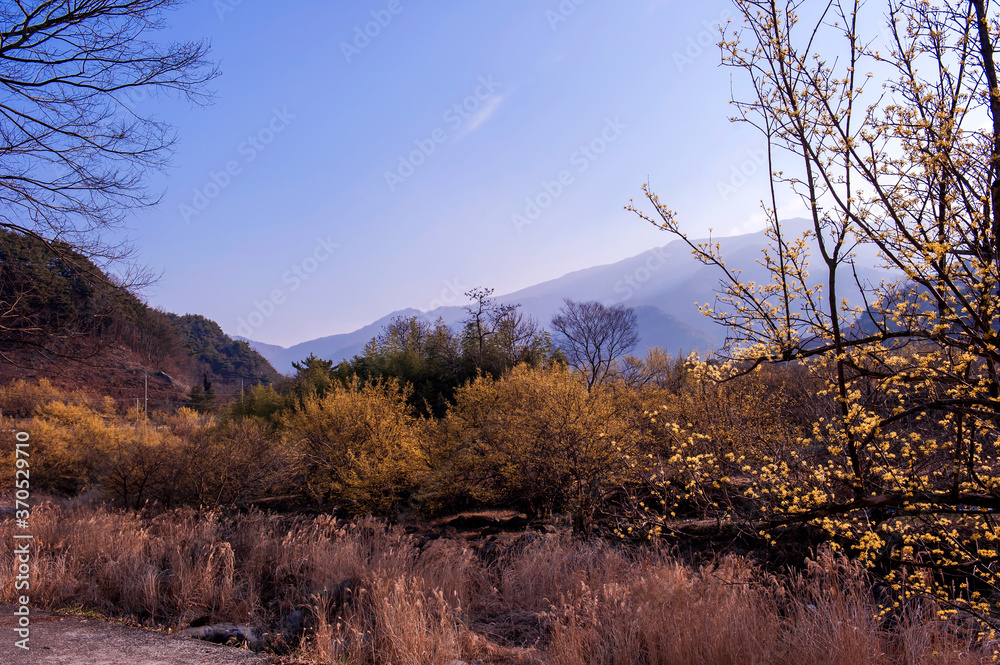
[247,219,893,374]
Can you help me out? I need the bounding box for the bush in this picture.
[28,398,120,495]
[280,376,426,514]
[437,364,639,531]
[0,378,80,418]
[167,414,295,508]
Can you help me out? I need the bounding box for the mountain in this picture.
[0,227,278,405]
[248,219,894,374]
[242,309,427,374]
[168,313,280,387]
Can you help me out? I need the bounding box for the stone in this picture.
[178,623,265,651]
[333,576,366,611]
[281,609,303,639]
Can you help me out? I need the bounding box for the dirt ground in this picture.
[0,604,273,665]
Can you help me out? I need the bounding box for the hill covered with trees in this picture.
[168,313,280,387]
[0,227,277,408]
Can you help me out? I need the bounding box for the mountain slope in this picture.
[169,313,280,387]
[0,228,278,404]
[248,219,897,374]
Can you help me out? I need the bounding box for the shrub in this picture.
[439,364,639,531]
[280,376,426,514]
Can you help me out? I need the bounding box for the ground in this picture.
[0,604,273,665]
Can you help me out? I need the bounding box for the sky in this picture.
[125,0,804,348]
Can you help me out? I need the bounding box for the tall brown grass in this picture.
[0,505,993,664]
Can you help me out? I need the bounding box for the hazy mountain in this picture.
[244,309,427,374]
[248,219,894,374]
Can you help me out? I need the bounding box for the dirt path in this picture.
[0,604,274,665]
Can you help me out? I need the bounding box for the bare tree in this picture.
[550,299,639,389]
[0,1,216,359]
[611,347,688,391]
[0,0,217,259]
[462,286,496,369]
[491,304,546,369]
[461,286,553,374]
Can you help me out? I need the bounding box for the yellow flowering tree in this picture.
[631,0,1000,624]
[280,376,427,515]
[612,359,822,540]
[439,364,639,532]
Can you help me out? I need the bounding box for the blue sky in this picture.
[127,0,800,347]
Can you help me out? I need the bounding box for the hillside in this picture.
[0,228,278,406]
[168,313,280,388]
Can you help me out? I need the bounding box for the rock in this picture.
[414,531,443,550]
[445,515,499,530]
[154,371,175,384]
[281,609,303,639]
[333,577,366,612]
[177,626,216,641]
[178,623,265,651]
[268,609,305,654]
[499,514,530,530]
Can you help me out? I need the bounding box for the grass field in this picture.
[2,502,994,664]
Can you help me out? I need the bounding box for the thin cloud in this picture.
[726,199,810,236]
[453,94,505,142]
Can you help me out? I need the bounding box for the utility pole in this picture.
[144,369,148,425]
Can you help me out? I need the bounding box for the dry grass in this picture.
[0,504,994,664]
